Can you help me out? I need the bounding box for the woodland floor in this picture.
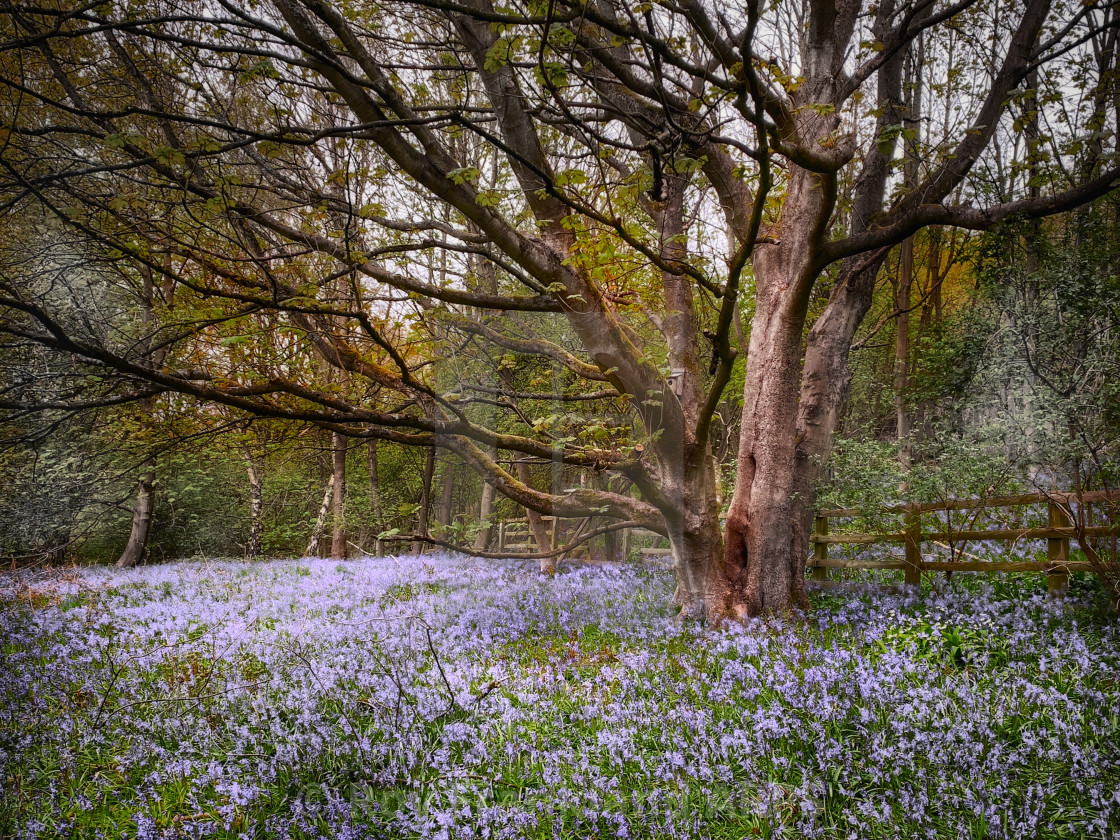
[1,555,1118,839]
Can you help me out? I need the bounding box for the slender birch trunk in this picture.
[306,477,333,557]
[330,432,347,559]
[246,456,264,560]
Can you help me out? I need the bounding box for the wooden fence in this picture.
[809,490,1119,596]
[496,518,670,560]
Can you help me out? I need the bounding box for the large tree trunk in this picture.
[625,171,728,617]
[331,432,347,559]
[722,252,892,618]
[116,466,155,568]
[246,456,264,560]
[721,296,813,615]
[718,161,840,617]
[666,451,726,620]
[717,3,913,619]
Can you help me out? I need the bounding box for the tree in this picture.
[0,0,1116,616]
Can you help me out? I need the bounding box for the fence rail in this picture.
[809,490,1118,596]
[496,519,668,560]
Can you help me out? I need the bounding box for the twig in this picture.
[425,627,459,717]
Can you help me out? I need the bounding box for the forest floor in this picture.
[2,555,1118,839]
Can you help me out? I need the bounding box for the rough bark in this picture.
[719,0,896,618]
[721,163,842,617]
[670,452,726,619]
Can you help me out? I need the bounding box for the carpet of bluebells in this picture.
[2,555,1119,840]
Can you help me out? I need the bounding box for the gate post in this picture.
[1047,500,1071,598]
[904,507,922,588]
[812,515,829,581]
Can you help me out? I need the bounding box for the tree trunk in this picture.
[331,432,347,559]
[473,445,498,552]
[246,456,264,560]
[660,446,726,619]
[44,528,70,565]
[718,160,840,617]
[414,446,436,554]
[718,5,914,619]
[367,439,381,541]
[602,523,618,562]
[116,466,155,568]
[117,265,169,571]
[371,436,385,524]
[306,477,333,557]
[896,242,913,468]
[473,477,497,552]
[669,483,726,619]
[516,461,556,573]
[721,304,812,615]
[895,37,921,470]
[438,457,455,529]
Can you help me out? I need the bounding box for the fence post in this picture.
[904,507,922,588]
[812,516,829,581]
[1047,499,1071,598]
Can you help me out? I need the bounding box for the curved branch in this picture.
[821,166,1120,266]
